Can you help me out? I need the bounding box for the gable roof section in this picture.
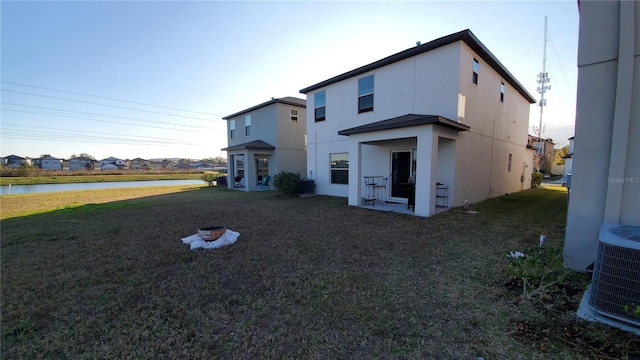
[300,29,536,104]
[338,114,470,136]
[223,97,306,120]
[221,140,276,151]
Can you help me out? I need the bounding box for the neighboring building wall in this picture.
[275,103,307,175]
[455,42,533,204]
[227,105,278,149]
[564,0,640,271]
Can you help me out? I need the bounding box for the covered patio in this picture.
[222,140,275,192]
[338,114,469,217]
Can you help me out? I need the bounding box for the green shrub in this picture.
[507,245,572,297]
[201,172,217,186]
[273,171,302,197]
[531,172,543,188]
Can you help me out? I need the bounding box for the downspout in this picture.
[489,115,497,193]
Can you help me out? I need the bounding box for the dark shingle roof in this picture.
[300,29,536,104]
[337,114,470,136]
[221,140,276,151]
[223,97,306,120]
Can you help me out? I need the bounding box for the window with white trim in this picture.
[230,120,236,139]
[500,82,505,102]
[473,59,479,85]
[358,75,374,113]
[290,109,298,123]
[314,91,326,122]
[244,115,251,136]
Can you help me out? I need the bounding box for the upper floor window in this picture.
[358,75,374,113]
[230,120,236,139]
[244,115,251,136]
[500,82,505,102]
[290,109,298,124]
[314,91,326,122]
[473,59,479,85]
[508,153,512,172]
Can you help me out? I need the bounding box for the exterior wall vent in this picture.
[589,225,640,327]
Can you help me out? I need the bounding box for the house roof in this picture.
[222,97,306,120]
[337,114,470,136]
[221,140,276,151]
[299,29,536,104]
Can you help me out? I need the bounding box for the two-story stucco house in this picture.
[68,156,95,170]
[100,157,126,170]
[3,155,30,168]
[221,97,307,191]
[38,156,63,170]
[129,158,150,170]
[300,29,536,217]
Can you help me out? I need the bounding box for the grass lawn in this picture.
[1,185,638,359]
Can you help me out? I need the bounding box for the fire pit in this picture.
[197,226,227,240]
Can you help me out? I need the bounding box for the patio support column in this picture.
[226,154,233,189]
[415,126,437,217]
[347,140,362,207]
[244,150,255,192]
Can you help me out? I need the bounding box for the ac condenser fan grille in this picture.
[590,241,640,326]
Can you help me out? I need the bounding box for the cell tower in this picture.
[536,16,551,139]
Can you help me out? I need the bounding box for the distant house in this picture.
[130,158,150,170]
[38,156,63,170]
[563,136,574,178]
[192,162,214,170]
[299,29,535,217]
[527,135,555,173]
[99,157,126,170]
[3,155,30,168]
[221,97,307,191]
[69,156,95,170]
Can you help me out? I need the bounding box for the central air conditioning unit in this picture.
[589,225,640,327]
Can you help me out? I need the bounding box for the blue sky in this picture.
[1,1,579,161]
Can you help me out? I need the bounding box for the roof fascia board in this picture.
[223,98,306,120]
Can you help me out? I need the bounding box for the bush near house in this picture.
[531,172,543,188]
[272,171,302,197]
[201,172,217,187]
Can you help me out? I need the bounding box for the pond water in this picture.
[0,180,204,195]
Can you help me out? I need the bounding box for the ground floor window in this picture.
[256,157,269,179]
[330,153,349,184]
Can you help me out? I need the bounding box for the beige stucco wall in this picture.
[454,43,533,204]
[564,0,640,271]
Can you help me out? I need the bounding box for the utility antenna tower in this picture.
[536,16,551,140]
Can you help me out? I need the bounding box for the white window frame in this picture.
[314,91,326,122]
[244,115,251,136]
[330,153,349,184]
[290,108,298,124]
[358,75,374,113]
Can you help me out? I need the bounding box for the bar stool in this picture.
[363,176,377,205]
[374,177,388,206]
